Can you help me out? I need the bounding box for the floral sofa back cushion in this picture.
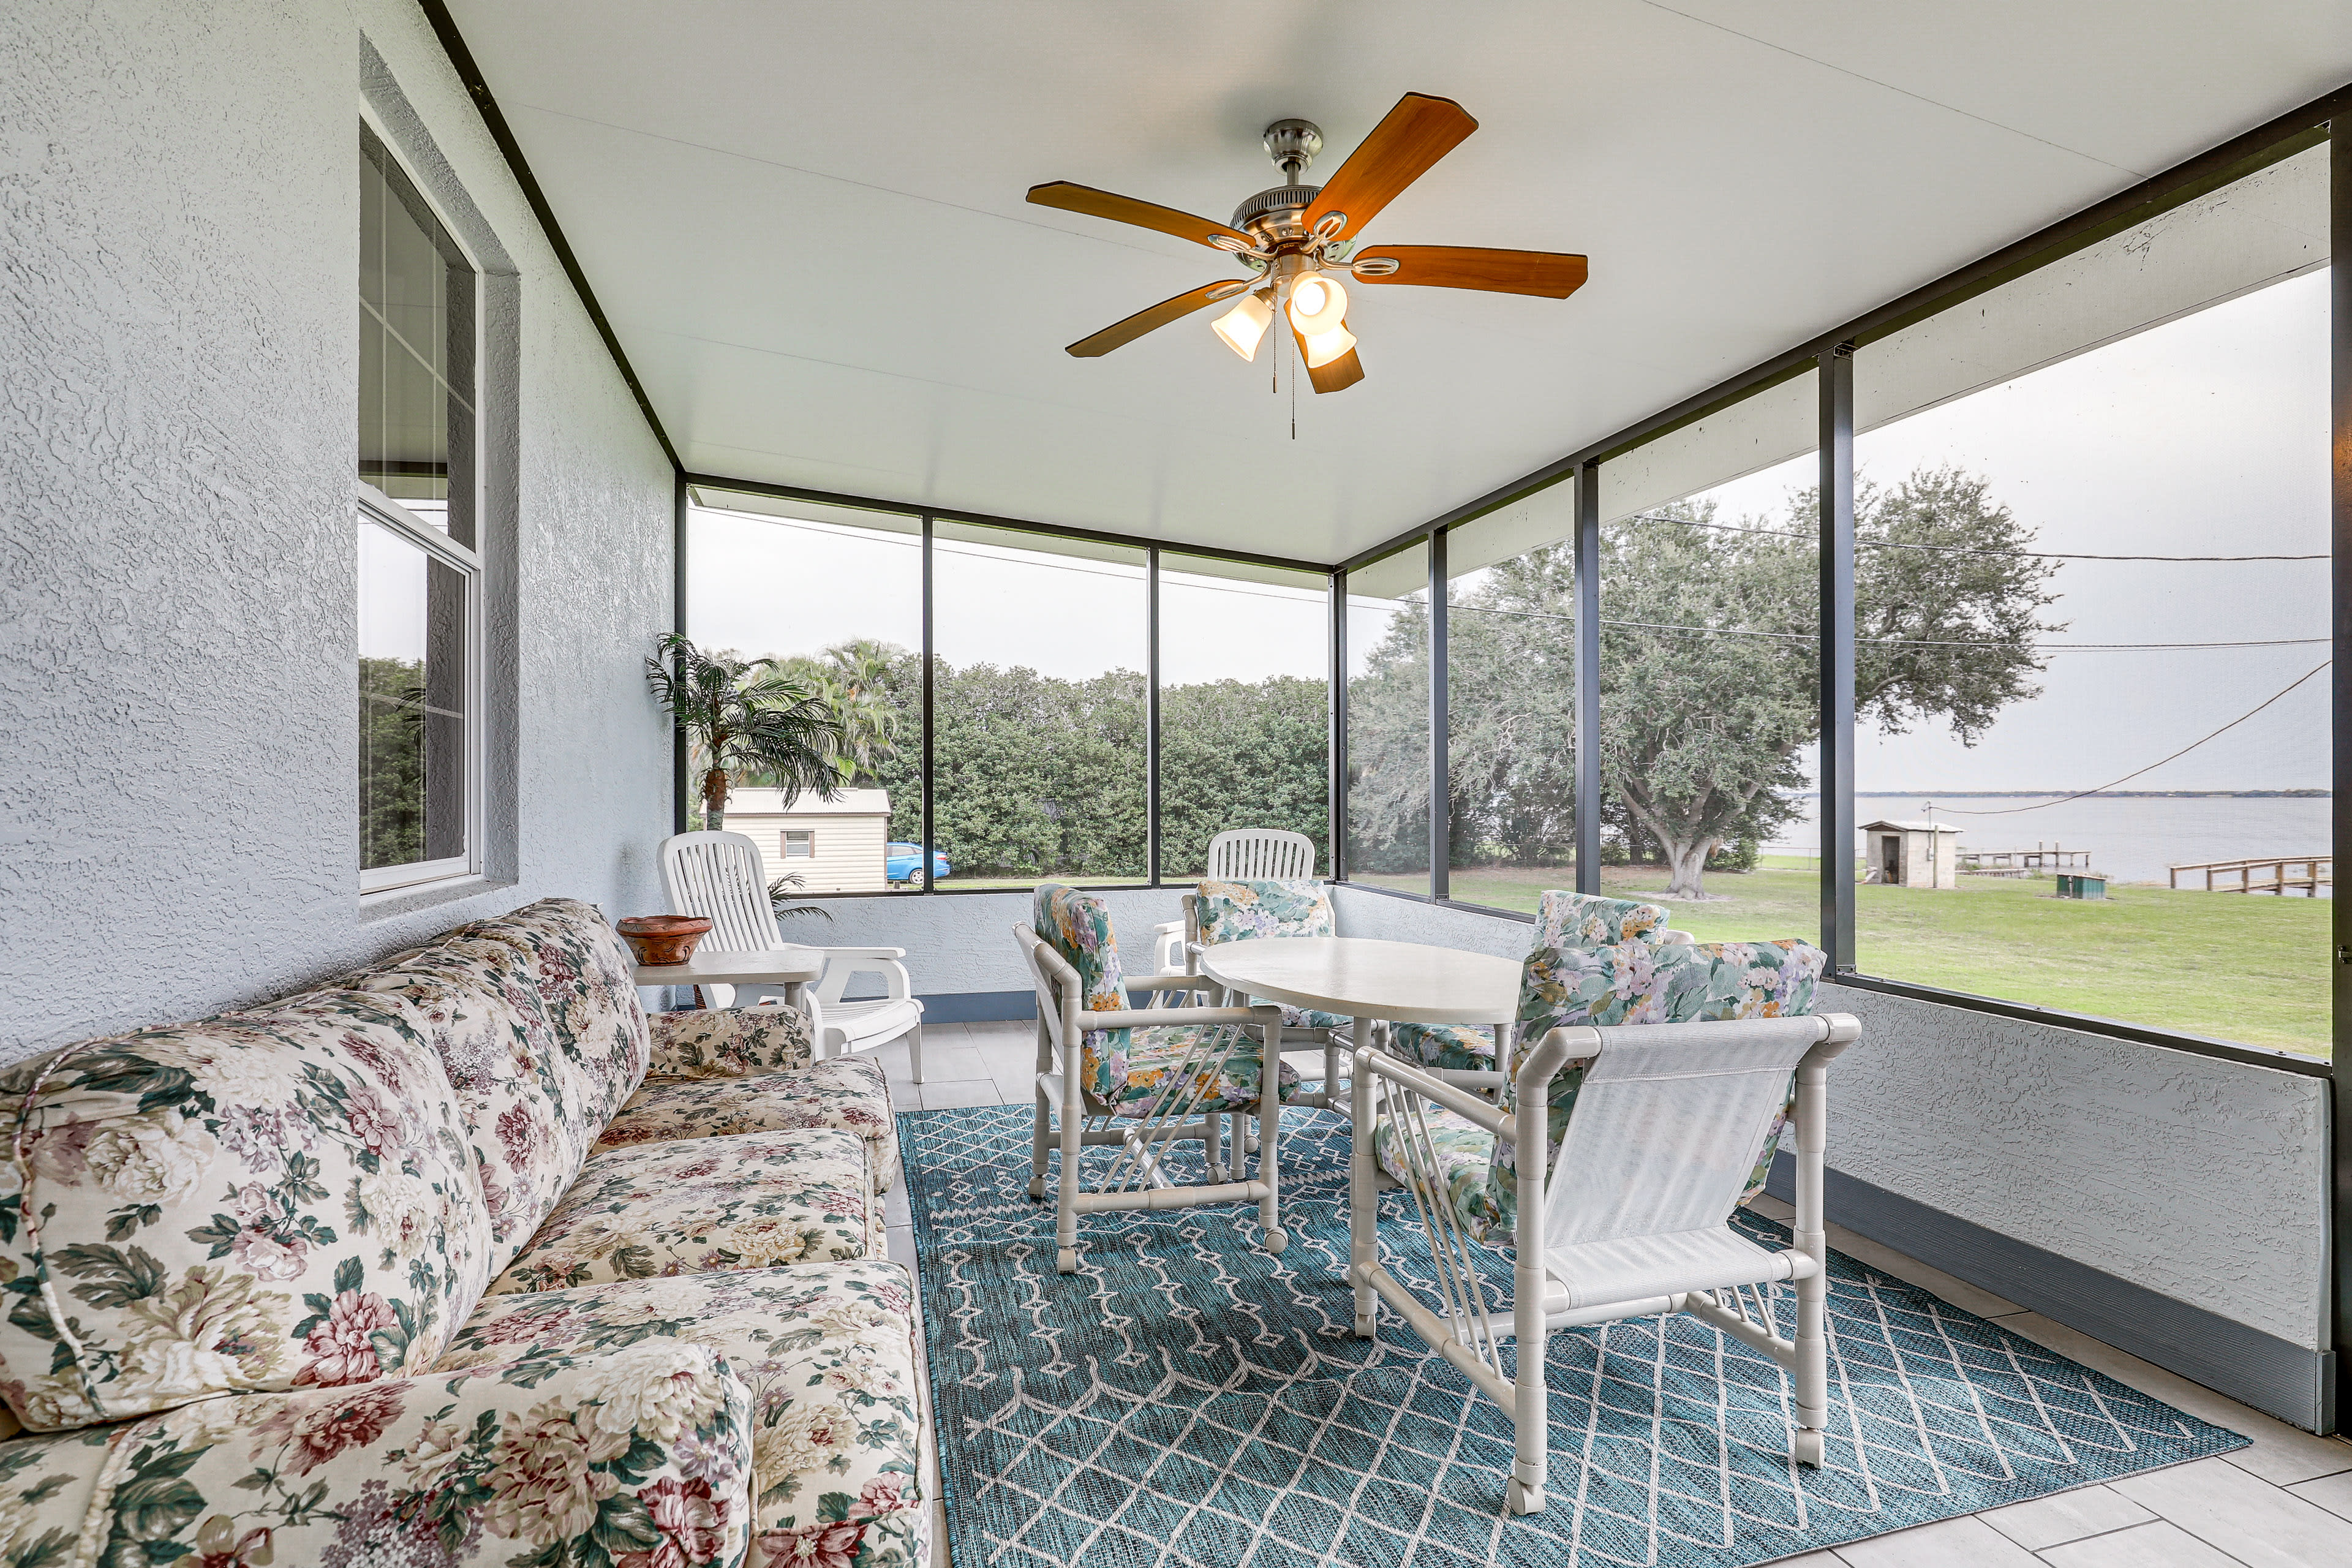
[342,935,597,1280]
[457,899,649,1131]
[0,990,491,1431]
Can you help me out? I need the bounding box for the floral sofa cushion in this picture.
[648,1006,814,1078]
[458,899,650,1133]
[595,1057,900,1193]
[489,1130,877,1295]
[1533,890,1673,949]
[69,1340,754,1568]
[0,989,492,1430]
[0,1425,115,1565]
[342,934,595,1278]
[1378,937,1826,1245]
[444,1264,925,1568]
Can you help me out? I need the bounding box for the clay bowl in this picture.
[616,915,712,967]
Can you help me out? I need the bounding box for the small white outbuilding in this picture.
[722,786,895,894]
[1861,819,1962,889]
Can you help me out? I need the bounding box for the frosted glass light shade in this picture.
[1212,293,1273,361]
[1287,274,1349,334]
[1301,323,1357,368]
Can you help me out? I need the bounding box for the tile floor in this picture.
[875,1020,2352,1567]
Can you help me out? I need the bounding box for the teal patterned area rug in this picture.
[902,1104,2246,1568]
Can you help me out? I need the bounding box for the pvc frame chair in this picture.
[1350,1011,1860,1514]
[1017,922,1287,1275]
[1177,891,1352,1119]
[658,829,925,1080]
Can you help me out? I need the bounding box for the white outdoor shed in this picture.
[1861,819,1963,889]
[723,787,895,894]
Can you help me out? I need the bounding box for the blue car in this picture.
[886,842,951,884]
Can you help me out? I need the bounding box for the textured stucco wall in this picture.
[0,1,673,1060]
[1330,886,2328,1349]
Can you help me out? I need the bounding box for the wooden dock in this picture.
[2168,856,2331,895]
[1956,844,2094,876]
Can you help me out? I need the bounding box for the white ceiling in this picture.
[447,1,2352,565]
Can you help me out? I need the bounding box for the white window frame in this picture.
[358,109,486,898]
[783,829,816,859]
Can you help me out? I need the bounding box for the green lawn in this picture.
[1438,864,2330,1058]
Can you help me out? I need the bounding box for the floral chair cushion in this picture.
[458,899,650,1133]
[70,1340,755,1568]
[1533,891,1674,949]
[443,1263,925,1568]
[343,934,594,1278]
[648,1006,815,1079]
[1193,880,1334,945]
[1098,1025,1302,1116]
[1385,1020,1503,1074]
[0,989,494,1432]
[1379,937,1826,1245]
[1033,884,1138,1098]
[489,1130,876,1295]
[595,1057,900,1193]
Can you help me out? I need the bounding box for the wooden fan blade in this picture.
[1351,245,1588,298]
[1066,281,1248,358]
[1303,93,1477,243]
[1292,322,1365,393]
[1028,181,1256,251]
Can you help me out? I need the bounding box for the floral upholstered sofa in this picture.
[0,899,922,1568]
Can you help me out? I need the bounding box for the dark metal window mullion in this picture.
[1819,348,1857,967]
[1574,462,1602,894]
[1147,546,1161,886]
[921,514,937,895]
[2327,122,2351,1433]
[1429,530,1449,901]
[672,472,690,835]
[1332,570,1348,881]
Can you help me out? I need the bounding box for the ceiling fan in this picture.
[1028,92,1588,394]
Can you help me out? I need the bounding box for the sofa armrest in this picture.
[648,1005,815,1078]
[91,1343,755,1567]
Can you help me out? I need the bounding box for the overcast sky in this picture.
[683,266,2326,794]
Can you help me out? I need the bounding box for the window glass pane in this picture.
[1850,141,2329,1057]
[361,125,475,546]
[1597,371,1819,936]
[358,517,466,872]
[932,523,1147,888]
[1159,556,1330,880]
[1444,483,1580,913]
[687,489,924,894]
[1344,541,1431,895]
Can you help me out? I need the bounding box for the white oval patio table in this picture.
[1196,937,1522,1111]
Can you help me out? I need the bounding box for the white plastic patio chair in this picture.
[1351,1010,1860,1513]
[1151,828,1317,972]
[1018,895,1292,1274]
[658,829,925,1081]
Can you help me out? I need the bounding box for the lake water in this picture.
[1773,794,2331,891]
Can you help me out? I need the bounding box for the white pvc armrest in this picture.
[801,944,907,960]
[1152,919,1182,936]
[1128,973,1215,993]
[1086,1003,1281,1031]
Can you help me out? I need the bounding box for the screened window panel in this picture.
[1344,542,1431,895]
[1158,555,1330,881]
[685,489,924,893]
[360,125,475,546]
[1849,143,2329,1057]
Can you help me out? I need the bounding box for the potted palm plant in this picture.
[645,633,850,832]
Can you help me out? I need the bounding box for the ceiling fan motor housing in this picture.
[1232,183,1322,241]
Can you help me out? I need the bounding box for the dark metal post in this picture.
[921,516,937,895]
[1820,347,1857,968]
[1574,462,1602,894]
[1429,531,1449,900]
[1331,571,1348,880]
[671,473,689,835]
[1147,547,1161,886]
[2326,122,2351,1434]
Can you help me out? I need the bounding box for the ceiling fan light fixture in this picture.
[1301,322,1356,369]
[1287,275,1349,334]
[1212,292,1274,361]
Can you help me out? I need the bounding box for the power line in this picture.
[1615,510,2326,563]
[1926,661,2332,816]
